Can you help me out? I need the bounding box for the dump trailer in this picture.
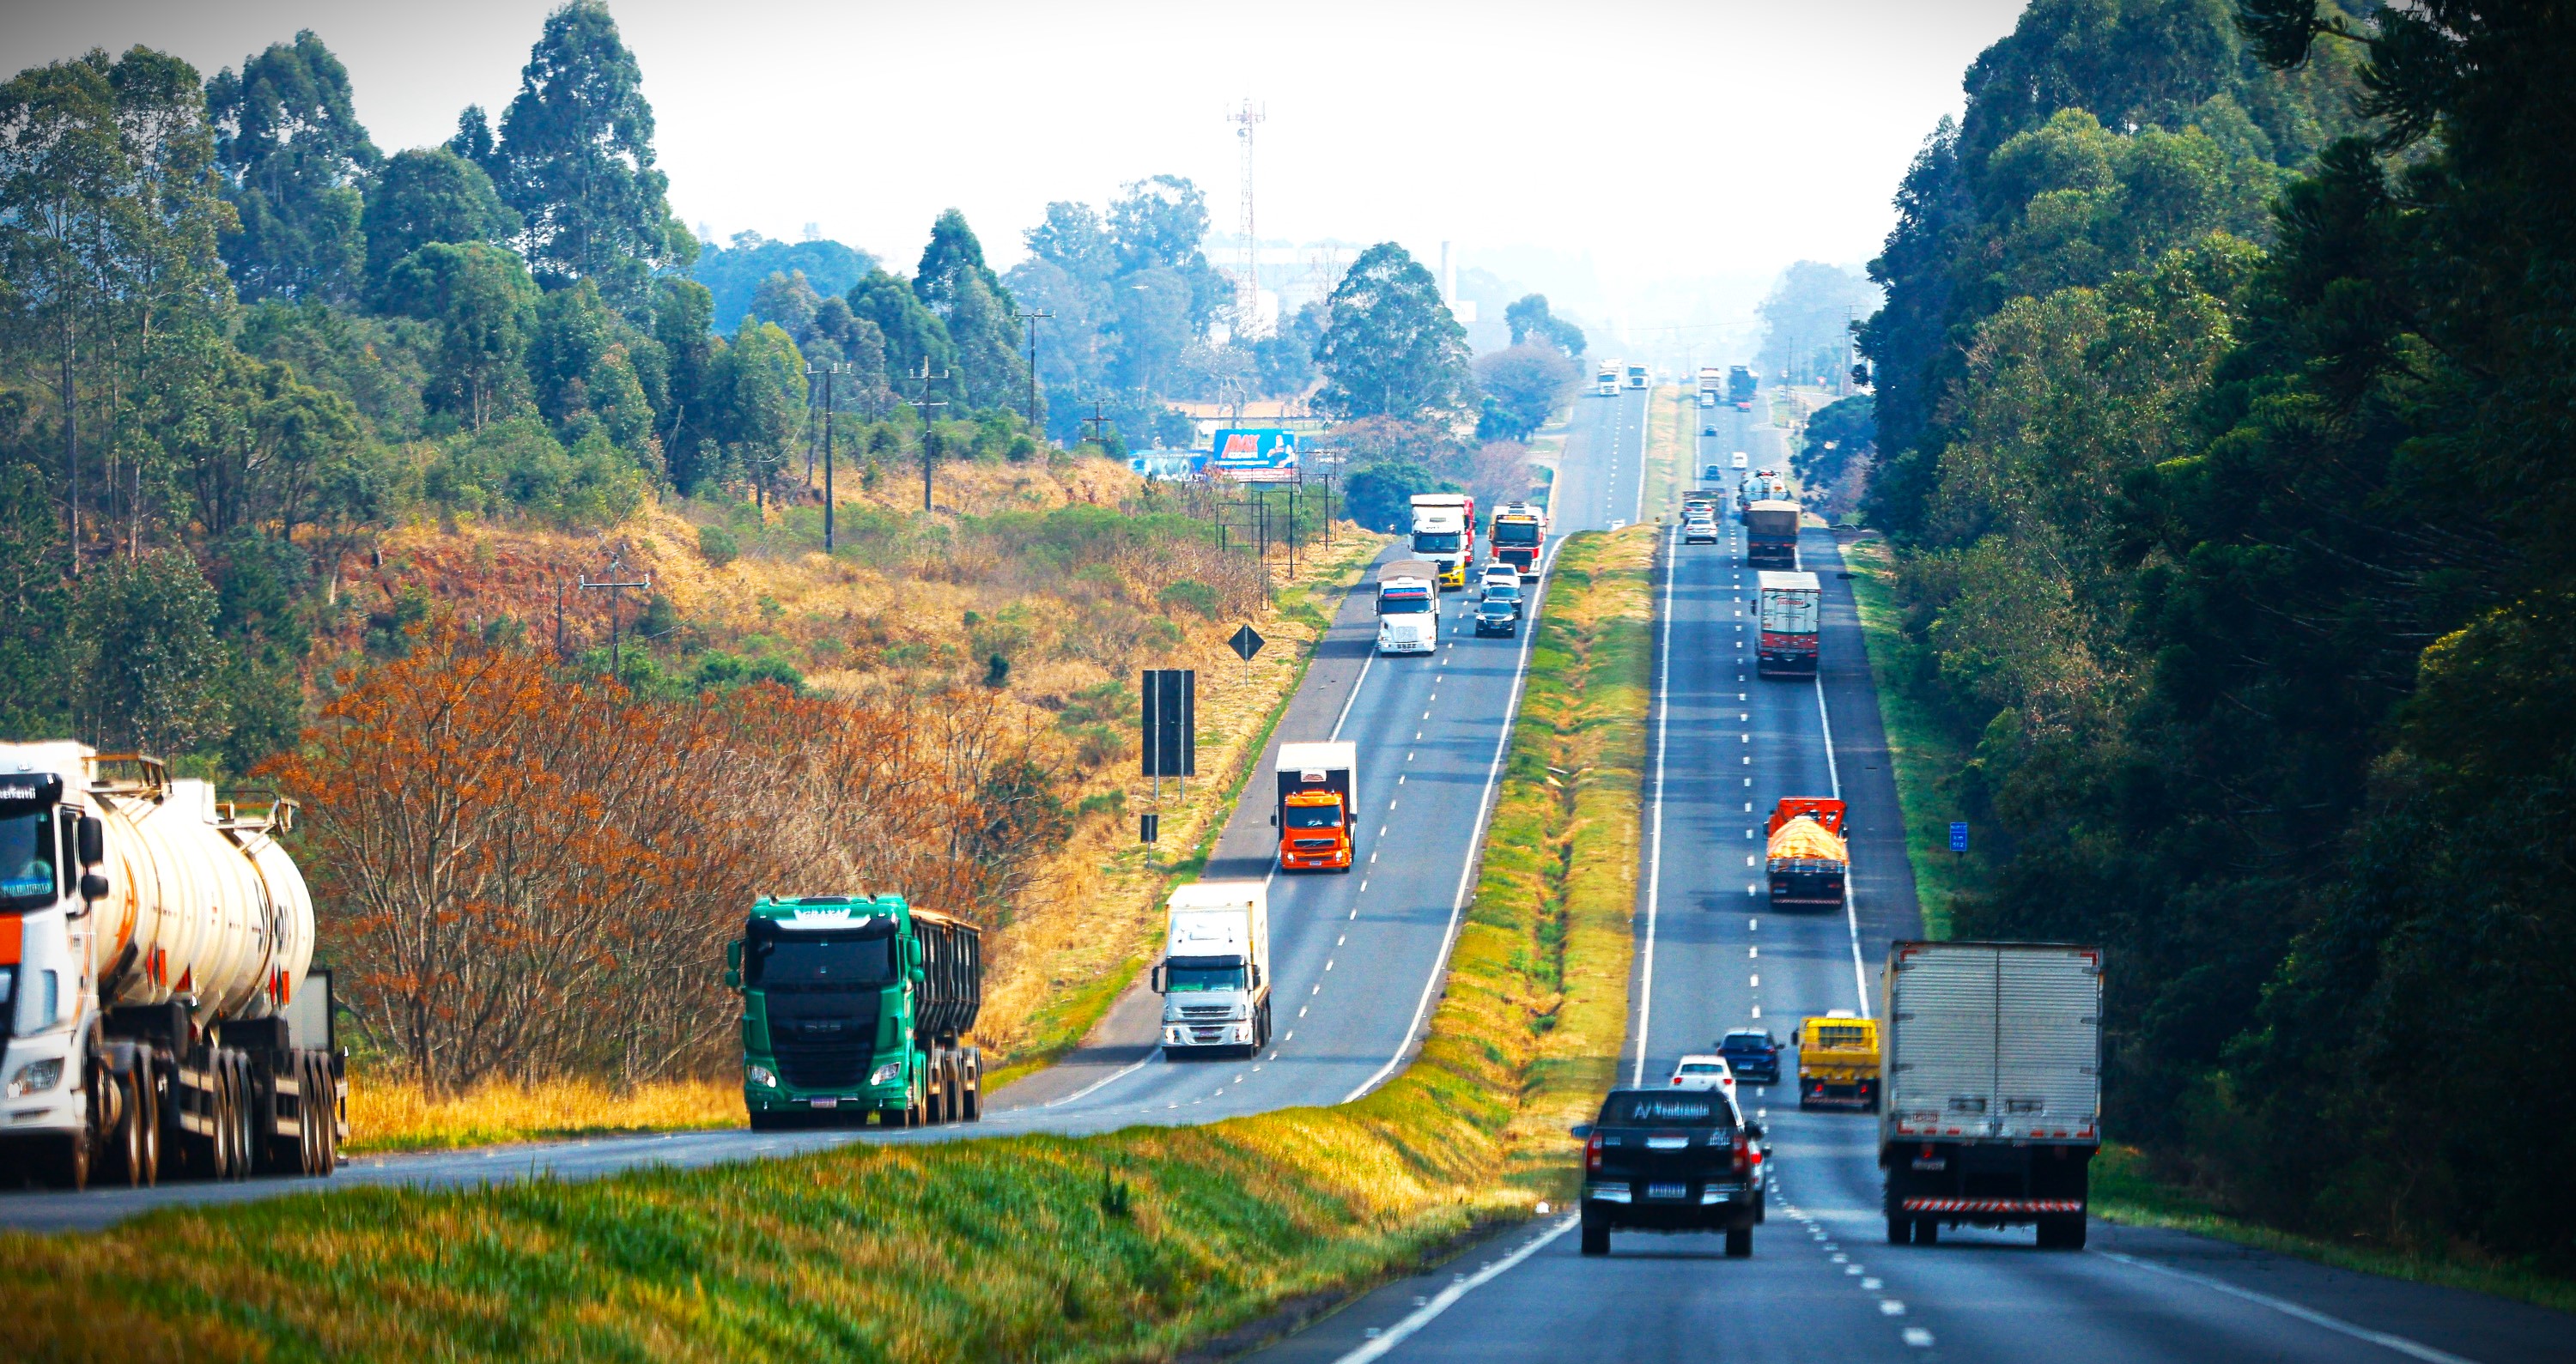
[1757,571,1821,677]
[1154,882,1272,1058]
[1745,500,1801,568]
[1273,741,1357,872]
[1728,365,1758,406]
[1490,503,1546,579]
[1376,560,1438,655]
[1797,1011,1880,1112]
[730,894,982,1129]
[0,743,343,1191]
[1765,797,1848,909]
[1880,941,2103,1249]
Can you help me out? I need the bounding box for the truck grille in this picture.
[764,988,882,1090]
[1292,839,1337,850]
[1180,1004,1235,1020]
[774,1038,869,1090]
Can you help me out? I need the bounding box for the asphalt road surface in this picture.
[0,392,1655,1234]
[1247,397,2575,1364]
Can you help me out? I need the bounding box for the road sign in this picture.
[1139,813,1159,845]
[1949,821,1970,853]
[1141,669,1196,778]
[1229,625,1266,663]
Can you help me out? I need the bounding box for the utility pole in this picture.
[903,356,951,512]
[1012,309,1053,438]
[579,549,652,683]
[1081,400,1115,451]
[807,361,851,550]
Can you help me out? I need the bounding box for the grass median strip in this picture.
[0,528,1654,1364]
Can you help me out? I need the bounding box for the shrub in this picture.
[697,524,739,567]
[1157,579,1219,618]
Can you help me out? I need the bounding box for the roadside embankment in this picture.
[0,527,1655,1364]
[1838,537,1979,939]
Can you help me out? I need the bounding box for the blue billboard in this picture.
[1209,427,1300,482]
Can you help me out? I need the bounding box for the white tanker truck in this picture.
[0,743,343,1190]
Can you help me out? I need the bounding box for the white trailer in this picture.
[0,744,343,1190]
[1152,882,1272,1058]
[1879,941,2103,1249]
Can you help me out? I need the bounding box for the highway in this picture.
[1249,397,2575,1364]
[0,389,1656,1234]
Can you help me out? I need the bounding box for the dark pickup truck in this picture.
[1718,1028,1783,1086]
[1573,1088,1765,1258]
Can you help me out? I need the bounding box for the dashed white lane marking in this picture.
[2099,1252,2482,1364]
[1902,1328,1935,1348]
[1879,1300,1906,1316]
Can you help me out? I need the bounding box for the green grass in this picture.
[0,530,1659,1364]
[1841,539,1981,939]
[2092,1146,2576,1316]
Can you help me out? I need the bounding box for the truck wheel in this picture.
[1579,1217,1609,1257]
[48,1131,91,1191]
[2038,1215,2087,1251]
[134,1054,161,1186]
[230,1055,257,1181]
[1886,1215,1912,1246]
[1915,1218,1940,1246]
[302,1055,330,1175]
[104,1067,145,1186]
[1725,1227,1753,1258]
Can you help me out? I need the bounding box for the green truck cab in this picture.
[726,894,983,1130]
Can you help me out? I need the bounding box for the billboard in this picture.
[1210,427,1299,482]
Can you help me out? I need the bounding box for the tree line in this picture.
[1855,0,2576,1265]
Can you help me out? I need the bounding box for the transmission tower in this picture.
[1228,99,1267,337]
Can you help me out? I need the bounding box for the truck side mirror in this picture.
[722,968,741,991]
[1150,963,1166,993]
[77,815,104,867]
[80,871,108,902]
[1269,813,1277,827]
[909,967,926,985]
[726,942,743,971]
[1568,1123,1593,1138]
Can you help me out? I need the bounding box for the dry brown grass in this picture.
[346,1074,743,1154]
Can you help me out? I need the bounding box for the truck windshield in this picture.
[1492,523,1540,546]
[746,932,898,989]
[1166,963,1245,992]
[1601,1094,1732,1127]
[1411,531,1461,553]
[1381,595,1431,615]
[1285,804,1342,829]
[0,810,54,907]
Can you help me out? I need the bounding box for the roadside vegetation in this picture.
[1849,0,2576,1283]
[0,528,1655,1362]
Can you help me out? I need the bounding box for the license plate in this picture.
[1647,1183,1688,1200]
[809,1098,838,1109]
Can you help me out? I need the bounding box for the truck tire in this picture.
[47,1131,91,1191]
[1886,1215,1911,1246]
[227,1053,255,1181]
[133,1053,161,1186]
[1725,1227,1753,1258]
[104,1065,146,1186]
[2037,1215,2087,1251]
[1579,1217,1609,1257]
[301,1055,330,1175]
[1914,1218,1940,1246]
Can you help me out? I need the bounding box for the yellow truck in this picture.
[1797,1012,1881,1112]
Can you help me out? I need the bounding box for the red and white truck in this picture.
[1489,502,1546,579]
[1757,571,1820,677]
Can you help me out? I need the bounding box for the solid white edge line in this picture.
[2098,1252,2483,1364]
[1634,519,1678,1085]
[1330,1216,1582,1364]
[1341,533,1562,1105]
[1815,642,1869,1017]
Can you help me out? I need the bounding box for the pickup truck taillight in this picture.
[1586,1131,1604,1174]
[1731,1132,1751,1174]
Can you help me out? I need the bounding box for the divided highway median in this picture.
[0,527,1656,1364]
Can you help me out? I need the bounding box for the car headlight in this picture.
[6,1058,63,1098]
[868,1061,906,1087]
[744,1064,779,1089]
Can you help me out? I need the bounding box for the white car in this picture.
[1669,1054,1738,1098]
[1478,564,1518,596]
[1684,517,1719,545]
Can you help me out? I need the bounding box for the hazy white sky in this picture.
[6,0,2029,355]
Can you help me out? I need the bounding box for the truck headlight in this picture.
[868,1061,906,1088]
[5,1058,63,1098]
[744,1064,779,1089]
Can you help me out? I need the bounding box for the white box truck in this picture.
[1376,560,1438,655]
[1152,882,1272,1058]
[1879,941,2103,1250]
[0,744,344,1190]
[1595,362,1621,397]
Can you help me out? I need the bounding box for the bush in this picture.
[697,525,739,567]
[422,416,645,530]
[1156,579,1219,618]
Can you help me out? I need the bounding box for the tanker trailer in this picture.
[0,743,343,1190]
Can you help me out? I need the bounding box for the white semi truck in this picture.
[1408,494,1474,590]
[1595,362,1621,397]
[1376,559,1438,655]
[0,743,343,1190]
[1152,881,1272,1058]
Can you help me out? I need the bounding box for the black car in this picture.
[1703,464,1723,480]
[1473,597,1518,636]
[1717,1029,1782,1085]
[1573,1088,1763,1257]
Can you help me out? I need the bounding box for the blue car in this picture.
[1717,1029,1782,1086]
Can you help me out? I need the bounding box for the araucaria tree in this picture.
[1315,242,1473,424]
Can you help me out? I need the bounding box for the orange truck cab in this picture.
[1273,740,1357,872]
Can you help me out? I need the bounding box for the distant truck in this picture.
[1490,502,1546,579]
[731,894,982,1129]
[1154,882,1273,1058]
[0,743,343,1191]
[1797,1010,1880,1112]
[1410,494,1475,588]
[1376,559,1437,655]
[1625,362,1649,391]
[1879,941,2103,1249]
[1757,571,1821,676]
[1273,741,1357,872]
[1595,361,1621,397]
[1738,467,1790,513]
[1765,797,1848,909]
[1728,365,1758,408]
[1745,500,1801,568]
[1698,366,1722,399]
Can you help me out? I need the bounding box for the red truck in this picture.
[1757,571,1820,677]
[1765,797,1849,910]
[1490,503,1545,579]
